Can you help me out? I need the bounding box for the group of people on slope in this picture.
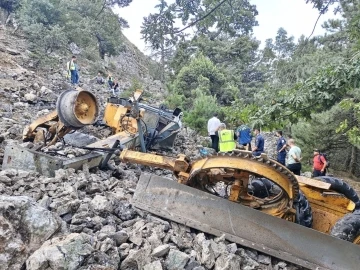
[93,73,120,95]
[207,113,328,177]
[66,56,121,96]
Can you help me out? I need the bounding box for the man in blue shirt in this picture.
[252,128,264,157]
[276,130,287,165]
[236,123,252,151]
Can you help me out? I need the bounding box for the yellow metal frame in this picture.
[300,184,354,233]
[103,89,144,134]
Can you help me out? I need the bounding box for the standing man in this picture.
[217,123,237,152]
[312,149,327,177]
[252,128,264,157]
[276,130,287,165]
[67,56,77,84]
[207,113,221,152]
[286,139,302,175]
[74,61,80,84]
[236,123,252,151]
[108,74,114,89]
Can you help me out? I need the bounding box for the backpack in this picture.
[318,153,330,168]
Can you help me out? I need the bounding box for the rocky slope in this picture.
[0,25,304,270]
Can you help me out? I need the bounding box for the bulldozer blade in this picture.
[132,174,360,270]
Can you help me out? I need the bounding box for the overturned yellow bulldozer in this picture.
[4,88,360,269]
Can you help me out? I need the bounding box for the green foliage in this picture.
[337,98,360,147]
[26,24,68,54]
[164,84,185,109]
[173,54,226,106]
[291,103,352,172]
[220,99,258,129]
[142,0,260,83]
[183,91,218,135]
[16,0,129,59]
[0,0,21,13]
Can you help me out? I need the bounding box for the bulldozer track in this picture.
[189,150,300,201]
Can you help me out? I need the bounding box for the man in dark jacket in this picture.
[276,131,287,165]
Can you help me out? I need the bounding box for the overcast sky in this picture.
[116,0,339,54]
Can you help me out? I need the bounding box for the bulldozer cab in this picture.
[103,93,182,151]
[139,103,182,150]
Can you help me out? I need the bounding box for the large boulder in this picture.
[164,250,190,270]
[26,233,94,270]
[120,244,152,269]
[214,254,242,270]
[0,196,63,270]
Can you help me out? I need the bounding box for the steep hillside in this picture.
[0,22,165,160]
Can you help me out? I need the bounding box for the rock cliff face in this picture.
[0,24,301,270]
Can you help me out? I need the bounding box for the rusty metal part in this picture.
[355,235,360,245]
[22,110,58,141]
[229,179,241,202]
[133,174,360,270]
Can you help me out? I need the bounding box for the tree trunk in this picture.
[349,145,357,176]
[160,41,165,83]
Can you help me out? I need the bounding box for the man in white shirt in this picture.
[286,138,302,175]
[207,113,221,152]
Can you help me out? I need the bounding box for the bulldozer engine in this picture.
[102,90,182,151]
[22,89,99,146]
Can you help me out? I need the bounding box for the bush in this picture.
[221,99,259,128]
[173,54,226,106]
[165,83,185,109]
[0,0,21,13]
[16,0,125,58]
[183,90,218,135]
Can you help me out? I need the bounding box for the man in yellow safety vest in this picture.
[66,55,77,84]
[217,123,237,152]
